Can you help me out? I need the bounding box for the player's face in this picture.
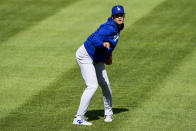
[113,13,125,25]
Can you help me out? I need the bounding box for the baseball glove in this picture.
[104,53,112,65]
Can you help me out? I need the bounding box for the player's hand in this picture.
[103,42,110,49]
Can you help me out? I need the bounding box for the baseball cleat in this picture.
[73,115,92,126]
[104,115,113,122]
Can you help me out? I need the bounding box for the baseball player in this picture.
[73,5,125,126]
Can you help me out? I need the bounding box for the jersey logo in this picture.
[114,34,120,42]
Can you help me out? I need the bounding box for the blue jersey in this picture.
[84,17,124,62]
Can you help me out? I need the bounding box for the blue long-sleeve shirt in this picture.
[84,17,124,62]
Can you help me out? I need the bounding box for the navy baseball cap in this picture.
[112,5,125,15]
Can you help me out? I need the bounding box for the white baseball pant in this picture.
[75,45,113,116]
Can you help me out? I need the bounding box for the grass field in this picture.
[0,0,196,130]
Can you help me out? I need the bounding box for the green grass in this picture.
[0,0,81,118]
[0,0,79,43]
[0,0,164,119]
[0,0,196,130]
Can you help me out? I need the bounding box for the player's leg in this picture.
[94,62,113,122]
[73,45,98,125]
[76,62,98,116]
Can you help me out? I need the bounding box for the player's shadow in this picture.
[85,108,128,121]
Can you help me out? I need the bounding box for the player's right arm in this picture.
[90,25,114,48]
